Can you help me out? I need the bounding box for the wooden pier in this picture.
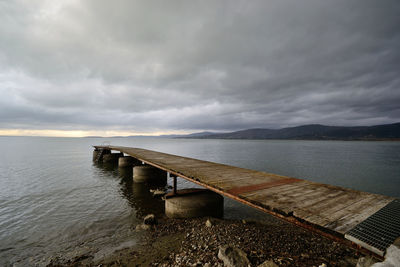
[94,145,399,256]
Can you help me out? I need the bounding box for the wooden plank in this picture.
[208,175,275,190]
[245,183,332,215]
[273,185,336,210]
[323,195,381,231]
[242,180,312,199]
[306,193,380,232]
[330,197,393,233]
[245,182,320,205]
[242,183,320,215]
[293,190,348,218]
[227,178,301,195]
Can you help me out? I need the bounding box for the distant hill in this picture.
[185,131,217,137]
[159,131,218,138]
[184,123,400,140]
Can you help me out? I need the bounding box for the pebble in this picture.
[151,189,166,197]
[49,217,361,266]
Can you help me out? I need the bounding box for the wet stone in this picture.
[218,245,250,267]
[143,214,157,225]
[258,260,278,267]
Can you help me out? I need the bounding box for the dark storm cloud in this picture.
[0,0,399,134]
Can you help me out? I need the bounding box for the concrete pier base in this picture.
[102,152,123,163]
[92,150,100,161]
[118,156,134,167]
[92,149,110,161]
[133,165,167,185]
[165,188,223,219]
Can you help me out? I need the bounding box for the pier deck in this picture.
[94,145,399,256]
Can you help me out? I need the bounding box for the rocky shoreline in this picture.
[47,214,365,266]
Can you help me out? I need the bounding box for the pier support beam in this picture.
[169,173,178,195]
[133,165,167,185]
[92,150,100,161]
[165,188,224,219]
[92,148,111,162]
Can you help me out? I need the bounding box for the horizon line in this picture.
[0,122,398,138]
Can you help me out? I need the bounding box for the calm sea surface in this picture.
[0,137,399,265]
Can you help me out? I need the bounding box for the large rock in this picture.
[143,214,157,225]
[218,246,250,267]
[357,256,377,267]
[258,260,278,267]
[371,245,400,267]
[135,224,151,231]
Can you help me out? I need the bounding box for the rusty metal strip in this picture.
[227,177,301,195]
[165,188,207,199]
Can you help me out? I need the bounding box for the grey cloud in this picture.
[0,0,399,133]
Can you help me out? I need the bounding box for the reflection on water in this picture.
[119,165,166,219]
[95,162,166,219]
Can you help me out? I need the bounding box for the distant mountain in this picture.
[186,123,400,140]
[160,131,218,138]
[157,134,182,138]
[185,131,217,137]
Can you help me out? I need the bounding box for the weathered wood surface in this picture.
[95,146,395,236]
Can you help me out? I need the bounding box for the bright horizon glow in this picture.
[0,129,192,138]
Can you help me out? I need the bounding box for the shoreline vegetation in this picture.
[47,215,367,267]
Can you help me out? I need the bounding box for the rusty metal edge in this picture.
[94,145,384,260]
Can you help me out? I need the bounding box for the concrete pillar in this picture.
[133,165,167,185]
[165,188,223,219]
[118,156,142,168]
[92,149,110,161]
[118,156,133,167]
[103,152,123,163]
[93,150,100,161]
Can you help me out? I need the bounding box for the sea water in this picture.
[0,137,399,265]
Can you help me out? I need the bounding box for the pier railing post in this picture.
[173,175,177,195]
[169,173,177,195]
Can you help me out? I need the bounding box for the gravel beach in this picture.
[47,215,361,266]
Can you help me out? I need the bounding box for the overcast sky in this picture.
[0,0,399,136]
